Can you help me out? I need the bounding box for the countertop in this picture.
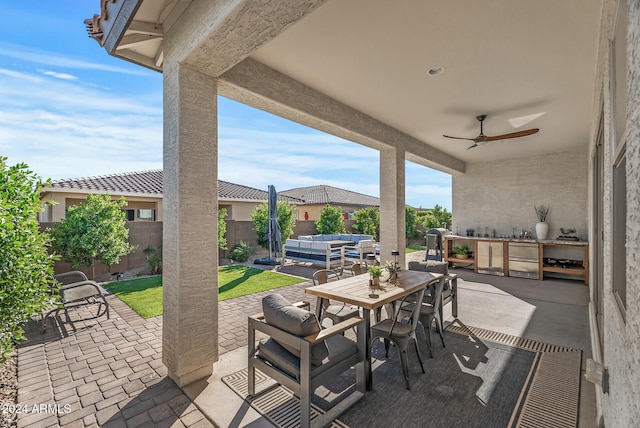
[445,235,588,246]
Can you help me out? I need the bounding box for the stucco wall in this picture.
[601,0,640,426]
[452,148,588,240]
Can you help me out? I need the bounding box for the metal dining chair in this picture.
[399,277,447,357]
[312,269,360,327]
[348,262,367,276]
[370,285,427,390]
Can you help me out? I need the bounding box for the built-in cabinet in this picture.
[476,241,505,276]
[540,241,589,285]
[444,237,588,284]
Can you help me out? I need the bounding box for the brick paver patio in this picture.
[14,263,319,427]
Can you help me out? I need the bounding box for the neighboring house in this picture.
[39,170,303,222]
[280,185,379,220]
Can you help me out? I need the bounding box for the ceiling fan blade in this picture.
[484,128,539,142]
[443,134,476,142]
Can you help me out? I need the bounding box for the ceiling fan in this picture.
[443,114,539,150]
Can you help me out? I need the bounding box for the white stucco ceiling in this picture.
[249,0,602,163]
[108,0,602,165]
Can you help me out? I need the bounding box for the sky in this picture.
[0,2,452,211]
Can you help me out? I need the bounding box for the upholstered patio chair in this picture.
[248,293,366,428]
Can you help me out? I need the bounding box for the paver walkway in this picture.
[14,265,318,428]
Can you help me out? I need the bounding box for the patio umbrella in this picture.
[255,185,281,265]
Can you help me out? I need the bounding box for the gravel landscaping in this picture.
[0,352,17,428]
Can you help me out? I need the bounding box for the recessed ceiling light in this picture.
[427,66,445,76]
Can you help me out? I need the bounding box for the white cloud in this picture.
[0,42,152,77]
[40,70,78,80]
[0,68,42,82]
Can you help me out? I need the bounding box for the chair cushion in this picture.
[408,261,449,275]
[258,334,357,379]
[262,294,328,365]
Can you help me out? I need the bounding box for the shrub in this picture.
[49,193,136,279]
[0,158,57,361]
[218,208,228,250]
[352,206,379,239]
[315,205,346,234]
[421,204,452,230]
[251,201,296,249]
[144,246,162,275]
[405,206,420,239]
[230,241,251,263]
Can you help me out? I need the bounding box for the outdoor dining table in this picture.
[305,269,444,391]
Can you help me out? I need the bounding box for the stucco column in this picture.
[162,62,219,386]
[379,146,406,267]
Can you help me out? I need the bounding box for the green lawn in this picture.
[406,245,426,253]
[104,265,304,318]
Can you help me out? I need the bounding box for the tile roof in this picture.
[45,170,303,202]
[279,185,379,207]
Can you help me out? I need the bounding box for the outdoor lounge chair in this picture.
[248,293,366,428]
[42,271,110,332]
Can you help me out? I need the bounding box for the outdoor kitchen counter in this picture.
[444,235,588,246]
[444,236,589,284]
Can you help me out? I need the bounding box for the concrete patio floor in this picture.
[14,260,597,427]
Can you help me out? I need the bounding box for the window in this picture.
[137,209,154,220]
[612,149,626,318]
[124,209,135,221]
[610,0,627,320]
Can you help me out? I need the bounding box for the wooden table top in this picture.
[305,270,443,310]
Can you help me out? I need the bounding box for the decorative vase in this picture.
[535,222,549,240]
[372,277,380,287]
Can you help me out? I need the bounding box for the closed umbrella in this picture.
[255,185,281,265]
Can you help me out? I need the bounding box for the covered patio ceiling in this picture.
[90,0,602,167]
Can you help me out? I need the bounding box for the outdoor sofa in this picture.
[284,234,375,269]
[284,239,345,270]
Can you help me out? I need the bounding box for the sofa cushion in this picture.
[261,294,328,365]
[285,239,300,248]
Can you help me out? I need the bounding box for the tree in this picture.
[421,204,452,231]
[251,201,296,248]
[0,158,56,361]
[315,205,346,234]
[352,206,379,239]
[405,206,420,239]
[218,208,228,250]
[49,193,136,279]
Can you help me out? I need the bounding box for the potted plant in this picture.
[453,244,469,259]
[367,265,384,287]
[384,260,401,282]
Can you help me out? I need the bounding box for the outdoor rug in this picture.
[223,319,582,428]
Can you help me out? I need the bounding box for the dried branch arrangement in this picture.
[534,205,549,222]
